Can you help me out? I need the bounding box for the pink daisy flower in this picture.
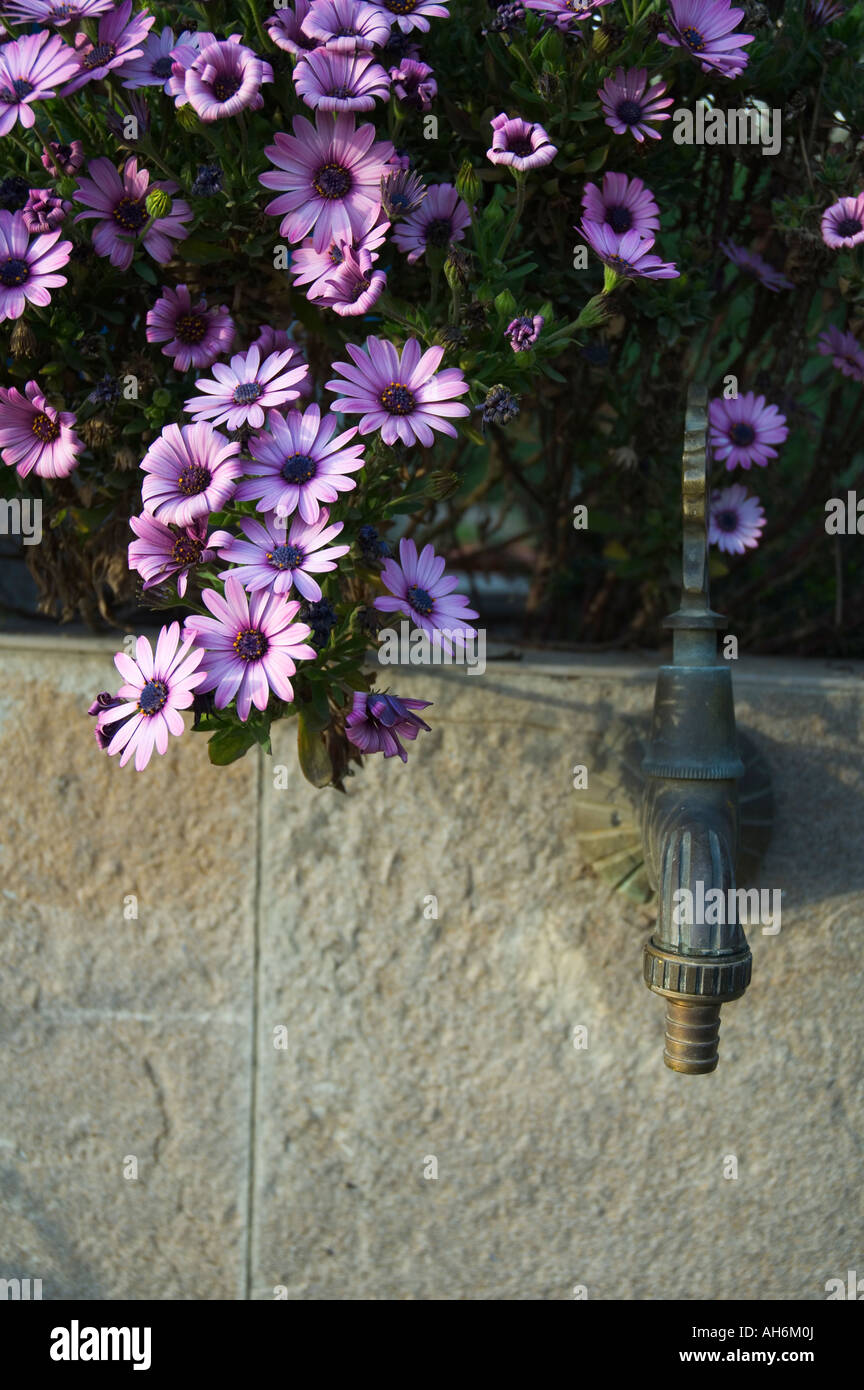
[289,218,389,299]
[817,324,864,383]
[487,113,557,171]
[73,157,192,271]
[235,403,365,522]
[0,209,71,320]
[392,182,470,263]
[374,537,478,652]
[346,690,432,763]
[146,284,235,373]
[181,36,273,122]
[266,2,317,56]
[582,172,660,237]
[580,222,680,279]
[525,0,614,21]
[121,25,198,92]
[301,0,392,51]
[315,242,388,315]
[214,509,349,600]
[293,46,390,112]
[184,577,317,721]
[709,484,765,554]
[99,624,207,771]
[598,68,673,142]
[708,392,788,470]
[366,0,451,34]
[659,0,754,79]
[2,0,113,25]
[0,30,80,136]
[128,514,221,597]
[60,0,155,96]
[140,421,242,525]
[184,345,309,431]
[327,336,471,448]
[0,378,82,479]
[821,193,864,250]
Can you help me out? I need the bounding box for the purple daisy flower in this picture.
[598,68,673,142]
[260,112,394,252]
[146,284,235,373]
[658,0,754,79]
[327,336,471,448]
[140,421,242,525]
[708,392,788,470]
[381,166,426,219]
[214,509,349,600]
[374,537,478,651]
[266,1,318,56]
[184,345,309,431]
[804,0,845,26]
[367,0,450,33]
[128,513,220,598]
[709,484,765,554]
[0,30,80,136]
[817,325,864,383]
[121,25,197,92]
[293,46,390,112]
[22,189,67,235]
[181,36,273,122]
[580,222,680,279]
[506,314,544,352]
[524,0,614,22]
[390,58,436,112]
[391,182,469,263]
[821,193,864,251]
[0,209,71,321]
[316,242,388,315]
[581,171,660,237]
[719,240,793,291]
[487,112,557,171]
[346,690,432,763]
[289,218,389,299]
[235,403,365,522]
[0,378,82,479]
[41,139,84,177]
[184,577,316,720]
[73,157,192,271]
[99,624,207,771]
[302,0,393,50]
[60,0,155,96]
[2,0,112,25]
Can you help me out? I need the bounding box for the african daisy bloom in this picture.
[182,36,273,122]
[266,1,317,55]
[582,172,660,237]
[346,690,432,763]
[140,421,242,526]
[2,0,112,24]
[0,30,80,135]
[214,510,349,600]
[487,113,557,171]
[327,337,471,448]
[367,0,451,33]
[374,538,478,651]
[599,68,673,142]
[293,46,390,112]
[525,0,614,21]
[184,345,309,431]
[60,0,155,96]
[289,219,389,298]
[390,59,436,112]
[0,209,71,321]
[128,514,220,597]
[234,403,365,522]
[719,240,793,292]
[709,484,765,554]
[0,378,82,479]
[73,157,192,271]
[580,222,680,280]
[658,0,754,79]
[392,182,470,263]
[821,193,864,251]
[183,578,316,721]
[506,314,544,351]
[146,284,235,372]
[804,0,845,25]
[316,243,388,315]
[817,325,864,383]
[41,140,84,177]
[99,625,207,771]
[302,0,393,51]
[708,392,788,470]
[381,166,426,219]
[122,26,197,92]
[22,189,67,235]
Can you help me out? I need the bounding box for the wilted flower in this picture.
[804,0,845,25]
[191,163,224,197]
[41,140,84,177]
[381,166,426,219]
[357,523,391,564]
[709,484,765,553]
[346,691,432,763]
[479,383,520,429]
[300,597,339,649]
[817,324,864,382]
[719,240,794,291]
[708,392,788,470]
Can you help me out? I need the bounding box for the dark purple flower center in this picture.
[407,584,434,616]
[176,312,208,344]
[267,543,304,570]
[233,627,269,661]
[213,72,242,103]
[152,56,173,79]
[715,509,739,533]
[138,678,168,715]
[31,410,61,443]
[380,382,416,415]
[328,84,355,99]
[328,242,346,265]
[608,205,632,233]
[424,217,452,247]
[281,452,317,484]
[177,464,212,495]
[508,136,534,156]
[112,195,148,232]
[6,79,34,99]
[84,42,117,70]
[233,381,263,405]
[836,217,862,237]
[172,534,203,566]
[616,99,643,126]
[681,25,706,51]
[0,256,29,286]
[385,0,418,11]
[730,422,756,447]
[314,162,353,200]
[606,253,636,274]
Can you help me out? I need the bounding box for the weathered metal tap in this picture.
[640,384,752,1074]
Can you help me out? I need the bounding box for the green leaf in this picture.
[132,259,158,285]
[297,711,332,788]
[180,237,232,264]
[583,146,609,174]
[207,724,258,765]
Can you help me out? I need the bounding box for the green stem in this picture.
[496,172,526,261]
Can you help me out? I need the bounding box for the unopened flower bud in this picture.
[145,188,172,220]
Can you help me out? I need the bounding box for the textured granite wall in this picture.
[1,636,862,1301]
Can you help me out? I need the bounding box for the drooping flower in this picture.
[346,690,432,763]
[505,314,544,352]
[327,336,471,447]
[380,166,426,220]
[479,383,520,429]
[266,1,317,56]
[0,378,82,478]
[293,45,390,112]
[302,0,393,49]
[22,189,67,235]
[41,139,84,177]
[260,112,394,252]
[367,0,451,33]
[486,112,557,171]
[60,0,155,96]
[128,514,220,597]
[214,509,349,600]
[183,577,316,721]
[821,193,864,251]
[708,392,788,470]
[709,483,765,554]
[180,36,273,122]
[99,625,207,771]
[235,403,365,522]
[392,182,470,263]
[374,537,478,651]
[316,242,388,315]
[140,421,242,525]
[0,209,71,321]
[2,0,112,25]
[598,68,673,142]
[146,284,235,372]
[658,0,754,79]
[289,219,389,299]
[582,172,660,237]
[0,30,80,136]
[390,58,436,111]
[184,345,309,431]
[719,239,793,291]
[73,157,192,271]
[580,222,680,279]
[524,0,613,22]
[121,25,197,92]
[817,325,864,383]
